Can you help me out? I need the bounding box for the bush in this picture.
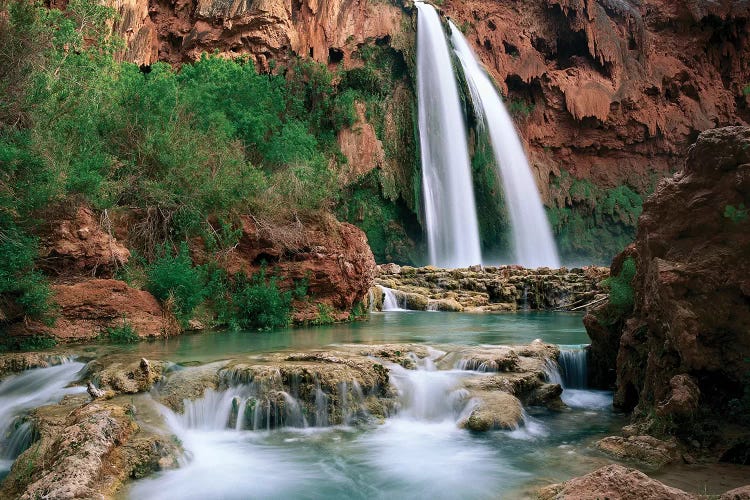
[231,270,291,331]
[0,335,57,352]
[603,256,636,314]
[145,243,205,324]
[102,318,139,343]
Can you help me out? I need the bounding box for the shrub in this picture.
[0,335,57,352]
[102,318,139,343]
[603,256,636,314]
[232,270,291,331]
[145,243,205,324]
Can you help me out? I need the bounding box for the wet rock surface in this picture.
[595,435,680,469]
[0,396,180,499]
[373,265,608,312]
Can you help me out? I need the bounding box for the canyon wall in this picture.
[587,126,750,460]
[100,0,749,264]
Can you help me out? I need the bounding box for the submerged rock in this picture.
[595,435,680,469]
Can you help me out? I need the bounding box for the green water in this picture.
[82,311,590,363]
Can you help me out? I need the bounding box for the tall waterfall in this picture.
[450,23,560,268]
[415,1,482,268]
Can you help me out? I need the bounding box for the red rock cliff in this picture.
[442,0,749,200]
[586,126,750,458]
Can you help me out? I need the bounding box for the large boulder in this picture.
[216,215,376,323]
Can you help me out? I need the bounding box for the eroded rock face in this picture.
[443,0,749,198]
[109,0,406,70]
[586,127,750,452]
[537,464,697,500]
[374,264,608,311]
[215,215,376,323]
[7,279,179,341]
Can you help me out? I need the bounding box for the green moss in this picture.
[603,257,636,313]
[724,203,748,223]
[547,169,651,264]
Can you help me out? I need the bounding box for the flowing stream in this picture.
[121,312,623,499]
[415,1,482,268]
[0,360,86,476]
[450,23,560,268]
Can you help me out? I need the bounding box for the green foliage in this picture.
[145,243,205,324]
[547,169,649,264]
[0,335,57,352]
[230,270,291,331]
[337,171,419,264]
[507,99,534,118]
[311,302,336,326]
[724,203,748,223]
[102,318,139,344]
[602,256,636,316]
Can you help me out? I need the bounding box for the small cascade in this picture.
[386,351,475,423]
[450,22,560,268]
[163,367,377,432]
[0,361,86,471]
[367,288,375,313]
[415,1,482,268]
[380,286,407,311]
[558,349,588,389]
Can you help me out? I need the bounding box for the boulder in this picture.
[537,464,697,500]
[595,435,680,469]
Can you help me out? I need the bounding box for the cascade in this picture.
[415,1,482,268]
[380,285,407,311]
[542,348,588,389]
[450,22,560,268]
[558,349,588,389]
[0,361,86,471]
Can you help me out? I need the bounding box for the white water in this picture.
[416,1,482,269]
[544,347,611,410]
[450,23,560,268]
[380,286,407,311]
[130,353,541,499]
[0,360,86,473]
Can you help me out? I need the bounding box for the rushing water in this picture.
[120,312,627,499]
[450,23,560,268]
[379,285,406,311]
[415,1,482,268]
[0,360,86,476]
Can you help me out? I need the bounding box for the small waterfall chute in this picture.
[380,286,407,311]
[0,360,86,471]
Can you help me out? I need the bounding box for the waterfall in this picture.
[415,1,482,268]
[542,348,587,389]
[380,285,406,311]
[450,23,560,268]
[558,349,588,389]
[0,361,86,471]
